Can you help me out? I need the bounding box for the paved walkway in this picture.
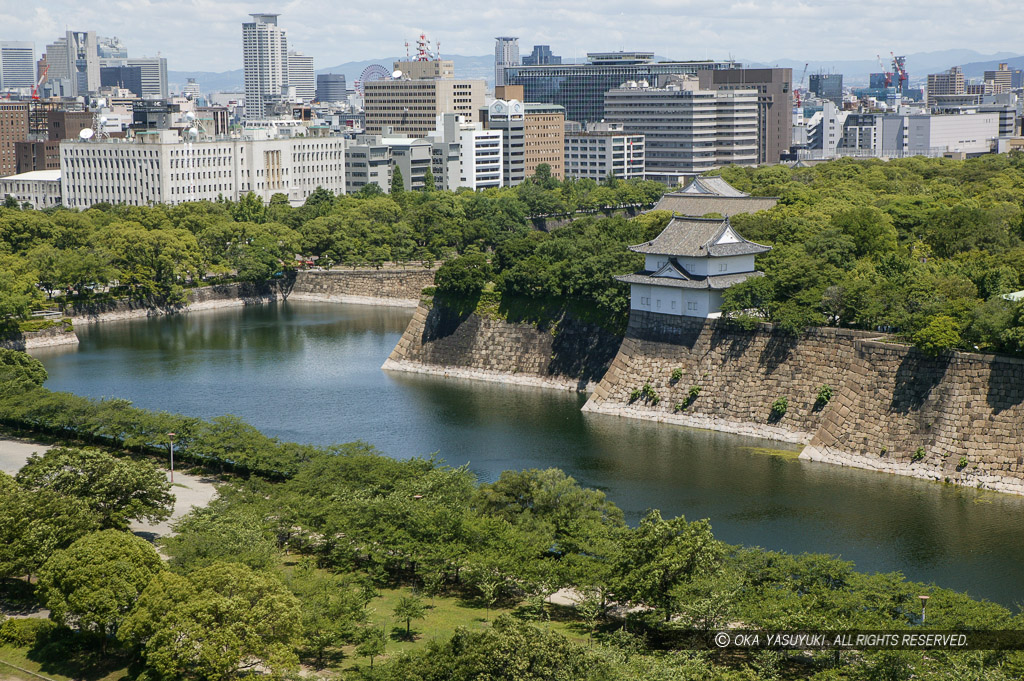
[0,437,218,538]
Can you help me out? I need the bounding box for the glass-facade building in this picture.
[505,52,740,124]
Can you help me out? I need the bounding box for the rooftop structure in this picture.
[617,215,770,318]
[505,53,740,124]
[653,175,779,215]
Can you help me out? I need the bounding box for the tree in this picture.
[391,166,406,196]
[0,476,99,580]
[612,510,723,621]
[120,562,302,681]
[422,167,436,192]
[0,349,47,386]
[433,253,491,298]
[356,626,386,669]
[287,561,368,668]
[913,315,961,356]
[392,594,426,638]
[37,530,163,649]
[16,447,173,530]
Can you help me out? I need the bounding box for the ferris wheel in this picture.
[355,64,391,95]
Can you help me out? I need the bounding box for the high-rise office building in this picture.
[564,122,644,181]
[522,45,561,66]
[126,58,168,99]
[0,42,35,90]
[183,78,201,99]
[491,84,564,181]
[495,37,519,87]
[505,52,739,124]
[604,77,758,182]
[484,98,525,186]
[363,76,485,138]
[242,13,289,119]
[45,32,99,96]
[524,103,565,180]
[100,65,143,96]
[697,67,792,165]
[97,36,128,62]
[0,103,29,177]
[315,73,347,102]
[288,51,315,102]
[984,63,1013,93]
[927,67,964,108]
[808,73,843,106]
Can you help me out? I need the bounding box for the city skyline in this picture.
[3,0,1022,73]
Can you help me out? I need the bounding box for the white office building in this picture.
[242,14,289,120]
[603,76,758,182]
[287,51,315,102]
[0,42,35,90]
[564,122,645,181]
[485,99,525,186]
[0,170,61,209]
[60,128,344,208]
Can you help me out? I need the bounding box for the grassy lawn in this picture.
[327,586,591,674]
[0,645,126,681]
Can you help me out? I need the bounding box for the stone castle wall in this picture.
[584,310,1024,494]
[382,299,622,391]
[288,269,436,307]
[1,323,79,351]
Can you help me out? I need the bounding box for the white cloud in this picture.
[1,0,1019,71]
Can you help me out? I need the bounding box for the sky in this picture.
[2,0,1021,73]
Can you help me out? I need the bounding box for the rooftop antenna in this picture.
[404,40,410,59]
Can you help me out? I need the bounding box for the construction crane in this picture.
[795,62,809,108]
[876,55,892,87]
[890,53,907,93]
[31,64,48,100]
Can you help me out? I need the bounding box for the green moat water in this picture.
[32,301,1024,606]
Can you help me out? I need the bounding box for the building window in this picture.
[719,262,728,272]
[687,301,698,311]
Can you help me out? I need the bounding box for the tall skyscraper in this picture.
[242,13,289,120]
[494,37,519,87]
[0,42,35,90]
[287,51,315,102]
[315,73,347,102]
[127,57,168,98]
[45,32,99,96]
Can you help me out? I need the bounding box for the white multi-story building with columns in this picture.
[60,128,344,209]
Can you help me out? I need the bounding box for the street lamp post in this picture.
[167,432,176,483]
[918,595,930,624]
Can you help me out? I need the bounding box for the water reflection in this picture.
[33,301,1024,606]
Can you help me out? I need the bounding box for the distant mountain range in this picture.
[169,49,1024,95]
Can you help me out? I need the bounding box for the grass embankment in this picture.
[0,646,125,681]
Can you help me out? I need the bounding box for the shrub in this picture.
[670,368,683,382]
[913,315,961,356]
[434,253,492,298]
[628,388,641,403]
[815,384,833,406]
[640,383,660,405]
[673,403,684,412]
[688,385,701,401]
[0,618,56,647]
[912,447,926,462]
[770,397,788,418]
[958,456,969,470]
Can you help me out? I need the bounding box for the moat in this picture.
[31,301,1024,606]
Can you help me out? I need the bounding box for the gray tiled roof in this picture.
[679,176,749,196]
[615,269,764,290]
[628,216,771,257]
[652,194,779,217]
